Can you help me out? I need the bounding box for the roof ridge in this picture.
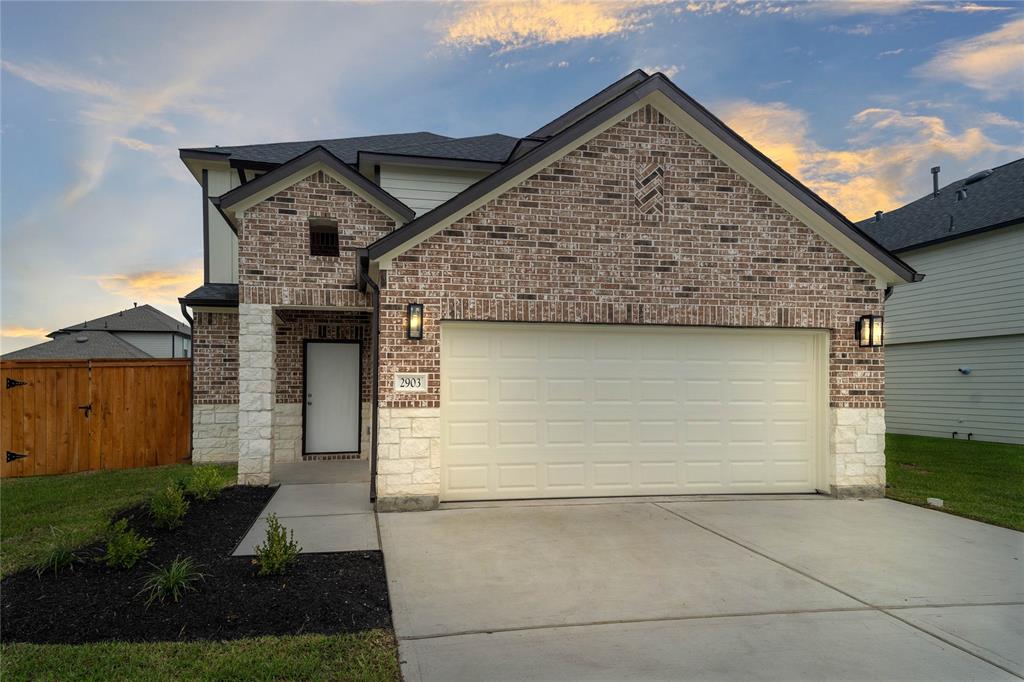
[182,131,452,153]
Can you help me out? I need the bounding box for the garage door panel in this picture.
[441,324,823,500]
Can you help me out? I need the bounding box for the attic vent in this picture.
[75,335,88,343]
[963,169,993,185]
[309,218,339,257]
[956,188,967,202]
[634,160,665,218]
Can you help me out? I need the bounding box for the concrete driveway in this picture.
[379,497,1023,681]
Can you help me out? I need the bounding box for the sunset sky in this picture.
[2,0,1021,352]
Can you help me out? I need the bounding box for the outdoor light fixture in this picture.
[407,303,424,340]
[857,314,883,348]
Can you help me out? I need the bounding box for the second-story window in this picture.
[309,218,339,257]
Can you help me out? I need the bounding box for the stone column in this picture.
[830,407,886,498]
[237,303,275,485]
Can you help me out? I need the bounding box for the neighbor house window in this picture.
[309,218,339,257]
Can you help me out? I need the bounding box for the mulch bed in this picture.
[0,486,391,644]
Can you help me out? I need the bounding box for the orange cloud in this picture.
[442,1,664,52]
[719,99,1023,220]
[0,325,48,339]
[93,263,203,305]
[916,18,1024,98]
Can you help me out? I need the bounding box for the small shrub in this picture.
[254,513,301,576]
[185,465,226,502]
[139,555,205,606]
[150,483,189,529]
[101,518,154,569]
[34,528,83,577]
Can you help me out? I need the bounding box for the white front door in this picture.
[440,323,825,501]
[305,341,360,454]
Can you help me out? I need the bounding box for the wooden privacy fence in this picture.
[1,359,191,478]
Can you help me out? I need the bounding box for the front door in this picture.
[304,341,360,454]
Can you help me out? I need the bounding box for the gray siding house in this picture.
[861,159,1024,445]
[3,304,191,360]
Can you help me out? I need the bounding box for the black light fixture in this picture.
[407,303,424,340]
[857,314,883,348]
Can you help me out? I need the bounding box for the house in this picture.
[859,160,1024,445]
[178,70,921,510]
[3,304,191,360]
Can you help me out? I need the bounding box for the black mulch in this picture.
[0,486,392,644]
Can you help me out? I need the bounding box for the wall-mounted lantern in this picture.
[407,303,424,340]
[856,314,883,348]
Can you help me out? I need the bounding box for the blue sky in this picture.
[2,0,1021,352]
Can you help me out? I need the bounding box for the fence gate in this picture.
[1,359,191,478]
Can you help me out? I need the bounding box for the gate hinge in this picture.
[6,451,28,463]
[6,378,27,389]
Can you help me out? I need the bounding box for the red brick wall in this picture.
[274,309,372,403]
[192,311,238,404]
[379,105,884,409]
[238,169,394,307]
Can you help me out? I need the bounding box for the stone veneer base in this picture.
[375,495,440,512]
[375,407,441,498]
[830,407,886,490]
[830,484,885,499]
[192,404,239,463]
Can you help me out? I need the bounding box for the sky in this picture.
[2,0,1022,353]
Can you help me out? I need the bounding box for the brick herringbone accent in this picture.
[634,160,664,216]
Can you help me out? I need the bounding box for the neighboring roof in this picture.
[381,134,520,163]
[363,71,920,285]
[858,158,1024,252]
[179,283,239,307]
[3,331,153,360]
[53,304,190,337]
[212,146,416,224]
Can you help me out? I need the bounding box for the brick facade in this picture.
[274,309,372,403]
[378,106,884,413]
[238,169,394,308]
[192,311,238,404]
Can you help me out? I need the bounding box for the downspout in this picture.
[358,256,381,502]
[180,302,195,461]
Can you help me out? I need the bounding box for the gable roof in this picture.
[858,158,1024,253]
[179,283,239,307]
[52,304,189,337]
[213,146,416,224]
[181,132,450,166]
[363,72,921,286]
[3,330,154,360]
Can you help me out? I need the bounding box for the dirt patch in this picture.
[899,463,933,474]
[0,486,391,644]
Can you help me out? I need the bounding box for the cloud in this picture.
[978,112,1024,129]
[915,18,1024,98]
[0,326,48,338]
[92,263,204,306]
[877,48,905,58]
[640,64,682,79]
[441,1,664,52]
[719,99,1023,220]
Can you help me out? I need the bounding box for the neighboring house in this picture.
[179,70,921,509]
[860,160,1024,445]
[3,304,191,360]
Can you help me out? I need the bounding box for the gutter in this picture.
[357,254,381,502]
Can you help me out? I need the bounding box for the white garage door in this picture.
[440,323,824,501]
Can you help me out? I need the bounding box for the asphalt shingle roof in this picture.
[2,331,153,360]
[179,283,239,306]
[54,304,190,337]
[859,158,1024,252]
[184,131,520,166]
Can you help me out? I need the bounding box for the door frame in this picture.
[301,339,363,456]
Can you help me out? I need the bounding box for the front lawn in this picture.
[885,433,1024,531]
[1,631,399,682]
[1,464,233,578]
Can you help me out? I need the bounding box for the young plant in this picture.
[185,465,226,502]
[101,518,154,569]
[150,483,189,529]
[254,513,302,576]
[34,527,83,577]
[139,555,205,606]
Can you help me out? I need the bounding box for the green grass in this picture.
[1,464,235,577]
[0,631,400,681]
[885,433,1024,531]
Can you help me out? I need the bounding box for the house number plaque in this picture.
[394,373,428,393]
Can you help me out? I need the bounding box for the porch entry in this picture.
[304,341,361,454]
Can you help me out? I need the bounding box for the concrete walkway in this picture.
[380,497,1024,681]
[234,460,377,554]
